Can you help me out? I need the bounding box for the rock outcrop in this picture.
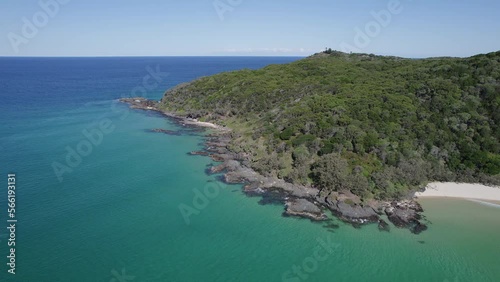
[284,198,328,221]
[384,200,427,234]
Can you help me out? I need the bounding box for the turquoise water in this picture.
[0,58,499,281]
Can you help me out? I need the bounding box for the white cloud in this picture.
[220,47,315,54]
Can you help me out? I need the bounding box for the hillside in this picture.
[159,51,500,200]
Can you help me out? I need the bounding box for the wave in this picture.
[467,199,500,209]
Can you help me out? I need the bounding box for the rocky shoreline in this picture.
[120,97,428,234]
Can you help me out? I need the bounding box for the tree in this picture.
[348,172,370,197]
[311,154,350,191]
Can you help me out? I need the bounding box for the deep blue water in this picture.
[0,57,300,111]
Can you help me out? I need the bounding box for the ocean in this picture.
[0,57,499,282]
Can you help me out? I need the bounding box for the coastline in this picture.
[119,97,229,131]
[415,182,500,202]
[120,97,428,234]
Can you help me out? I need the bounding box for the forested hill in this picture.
[160,51,500,200]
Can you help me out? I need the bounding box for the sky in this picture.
[0,0,499,57]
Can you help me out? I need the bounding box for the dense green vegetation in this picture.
[160,51,500,199]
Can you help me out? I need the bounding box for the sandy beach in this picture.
[415,182,500,201]
[183,119,220,129]
[182,119,231,131]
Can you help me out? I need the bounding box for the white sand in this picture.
[187,121,219,128]
[183,119,222,129]
[415,182,500,201]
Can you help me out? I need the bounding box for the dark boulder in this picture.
[384,200,427,234]
[284,198,328,221]
[325,200,379,225]
[188,151,209,156]
[149,128,181,135]
[378,219,390,232]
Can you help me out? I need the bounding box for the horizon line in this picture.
[1,49,498,59]
[0,55,310,58]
